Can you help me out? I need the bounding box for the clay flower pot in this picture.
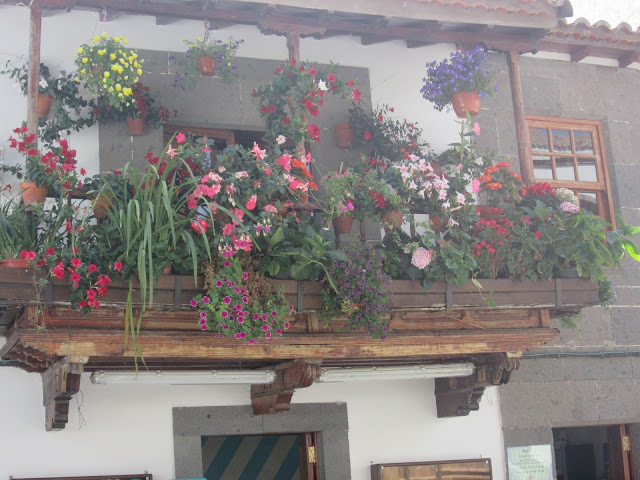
[383,211,404,233]
[430,215,445,233]
[335,123,355,149]
[197,56,217,76]
[475,205,503,220]
[126,116,146,136]
[0,258,29,268]
[19,182,47,205]
[332,215,353,235]
[37,94,53,117]
[451,91,481,118]
[92,193,113,219]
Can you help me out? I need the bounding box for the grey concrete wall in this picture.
[476,53,640,458]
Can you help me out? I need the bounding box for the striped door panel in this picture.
[202,434,301,480]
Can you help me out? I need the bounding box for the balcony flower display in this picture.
[421,46,494,115]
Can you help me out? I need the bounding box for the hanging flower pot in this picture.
[37,94,53,118]
[0,258,29,268]
[451,91,481,118]
[383,211,403,233]
[92,192,113,219]
[197,55,217,76]
[19,182,47,205]
[332,215,353,235]
[126,116,146,136]
[475,205,503,220]
[430,215,445,232]
[335,123,355,149]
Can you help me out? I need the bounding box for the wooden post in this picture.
[286,32,300,63]
[506,49,533,184]
[27,0,43,140]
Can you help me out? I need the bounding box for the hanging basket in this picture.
[198,56,217,76]
[37,94,53,118]
[126,116,147,136]
[332,215,353,235]
[19,182,47,206]
[335,123,355,149]
[451,91,481,118]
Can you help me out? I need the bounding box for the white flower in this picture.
[39,78,48,89]
[317,80,328,91]
[276,135,286,145]
[474,156,484,166]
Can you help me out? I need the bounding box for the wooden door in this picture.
[298,432,319,480]
[608,424,637,480]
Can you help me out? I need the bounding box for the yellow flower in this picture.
[94,35,100,42]
[82,58,88,64]
[74,77,79,82]
[80,69,86,74]
[137,69,142,75]
[115,84,122,91]
[102,32,108,38]
[110,53,116,60]
[77,47,84,54]
[98,49,105,55]
[122,87,132,96]
[114,36,120,42]
[111,65,118,71]
[108,86,114,92]
[103,72,110,78]
[102,78,107,83]
[128,56,134,62]
[123,39,128,45]
[119,58,125,64]
[117,66,124,74]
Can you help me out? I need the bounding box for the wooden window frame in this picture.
[526,116,615,227]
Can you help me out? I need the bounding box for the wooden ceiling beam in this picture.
[360,35,391,46]
[407,40,435,49]
[155,15,179,25]
[618,51,640,68]
[569,45,591,62]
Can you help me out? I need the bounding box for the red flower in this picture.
[70,258,82,269]
[282,116,291,125]
[88,264,99,273]
[308,124,320,142]
[363,131,372,141]
[351,88,362,102]
[20,250,36,260]
[113,261,123,272]
[191,219,209,234]
[52,262,65,280]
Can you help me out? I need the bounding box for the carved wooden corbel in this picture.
[251,359,322,415]
[435,353,520,418]
[42,357,84,431]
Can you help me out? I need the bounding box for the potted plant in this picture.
[322,168,359,234]
[1,61,59,117]
[173,36,243,89]
[421,46,494,117]
[0,196,38,267]
[476,161,526,219]
[74,33,143,109]
[8,126,85,203]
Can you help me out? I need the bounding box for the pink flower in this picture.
[166,146,177,158]
[70,258,82,269]
[264,204,278,214]
[277,154,292,172]
[245,194,257,211]
[472,178,481,194]
[113,261,123,272]
[561,201,580,214]
[222,223,236,236]
[175,132,186,144]
[473,122,481,136]
[251,142,266,161]
[411,248,433,269]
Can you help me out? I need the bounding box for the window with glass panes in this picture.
[526,116,615,225]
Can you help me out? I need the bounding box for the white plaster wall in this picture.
[0,368,506,480]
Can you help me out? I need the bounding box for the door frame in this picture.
[173,403,350,480]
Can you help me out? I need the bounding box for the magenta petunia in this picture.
[284,322,290,329]
[242,272,249,280]
[200,312,207,319]
[202,296,210,304]
[190,299,198,307]
[262,324,269,332]
[221,310,229,318]
[253,313,260,320]
[215,280,223,287]
[223,296,231,304]
[237,315,244,323]
[265,332,272,339]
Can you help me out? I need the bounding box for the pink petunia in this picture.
[245,194,257,211]
[175,132,186,144]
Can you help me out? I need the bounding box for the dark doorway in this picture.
[553,425,637,480]
[201,432,318,480]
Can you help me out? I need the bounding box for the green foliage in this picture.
[0,195,37,258]
[173,36,243,89]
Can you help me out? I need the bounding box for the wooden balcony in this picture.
[0,267,600,429]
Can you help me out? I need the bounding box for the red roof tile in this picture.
[552,18,640,47]
[402,0,567,18]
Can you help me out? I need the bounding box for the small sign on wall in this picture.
[507,444,553,480]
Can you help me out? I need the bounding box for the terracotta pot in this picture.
[198,56,217,76]
[332,215,353,235]
[19,182,47,205]
[37,94,53,117]
[0,258,29,268]
[383,211,403,233]
[286,94,296,116]
[162,263,173,275]
[430,215,445,232]
[475,205,503,220]
[335,123,354,149]
[92,193,113,219]
[126,116,146,136]
[451,91,481,118]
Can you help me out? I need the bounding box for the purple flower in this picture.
[284,322,290,329]
[238,315,244,323]
[202,296,210,304]
[242,272,249,280]
[223,296,231,304]
[221,310,229,318]
[224,260,231,267]
[253,313,260,321]
[242,296,249,304]
[190,299,198,307]
[262,324,269,332]
[215,280,223,287]
[200,311,207,319]
[271,311,277,317]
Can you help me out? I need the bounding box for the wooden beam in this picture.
[286,32,300,63]
[569,46,591,62]
[360,35,391,46]
[406,40,435,49]
[155,15,178,25]
[251,359,321,415]
[42,358,83,431]
[506,49,534,184]
[27,0,42,138]
[618,51,640,68]
[435,353,519,417]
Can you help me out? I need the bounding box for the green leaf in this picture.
[290,262,310,280]
[269,226,284,246]
[471,278,483,289]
